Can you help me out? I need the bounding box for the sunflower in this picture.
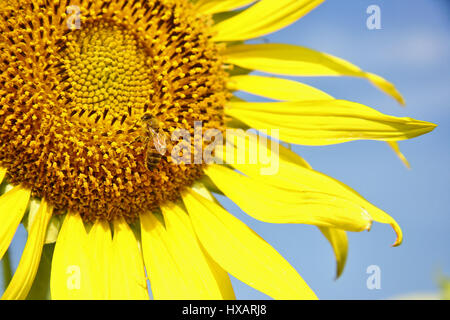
[0,0,436,300]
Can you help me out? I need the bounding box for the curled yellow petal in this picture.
[182,186,317,299]
[110,218,149,300]
[206,164,373,231]
[214,0,324,42]
[226,100,436,145]
[2,199,53,300]
[196,0,257,15]
[50,213,93,299]
[366,73,406,106]
[318,227,348,279]
[387,141,411,169]
[368,210,404,247]
[224,43,405,104]
[228,75,333,101]
[219,130,404,245]
[216,133,350,275]
[0,185,31,260]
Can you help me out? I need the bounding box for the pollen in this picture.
[0,0,228,221]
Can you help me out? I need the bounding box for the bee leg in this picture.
[133,136,145,143]
[127,135,146,146]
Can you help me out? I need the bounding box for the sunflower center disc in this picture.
[65,22,154,121]
[0,1,228,221]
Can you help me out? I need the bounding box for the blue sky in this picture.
[1,0,449,300]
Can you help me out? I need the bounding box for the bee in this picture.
[139,113,168,170]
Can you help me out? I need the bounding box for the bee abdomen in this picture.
[146,151,162,170]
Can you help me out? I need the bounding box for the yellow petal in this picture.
[0,167,7,184]
[44,216,62,244]
[141,211,217,299]
[387,141,411,169]
[206,164,372,231]
[1,199,53,300]
[220,130,404,245]
[228,75,333,101]
[182,186,317,299]
[162,202,235,299]
[318,227,348,279]
[276,140,312,168]
[110,218,149,300]
[0,185,31,260]
[50,213,93,299]
[201,247,236,300]
[218,128,313,172]
[87,220,113,299]
[141,211,185,299]
[196,0,257,15]
[217,133,349,275]
[224,43,405,104]
[214,0,324,42]
[366,72,406,106]
[368,209,404,247]
[226,100,436,145]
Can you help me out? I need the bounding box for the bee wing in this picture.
[152,131,167,155]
